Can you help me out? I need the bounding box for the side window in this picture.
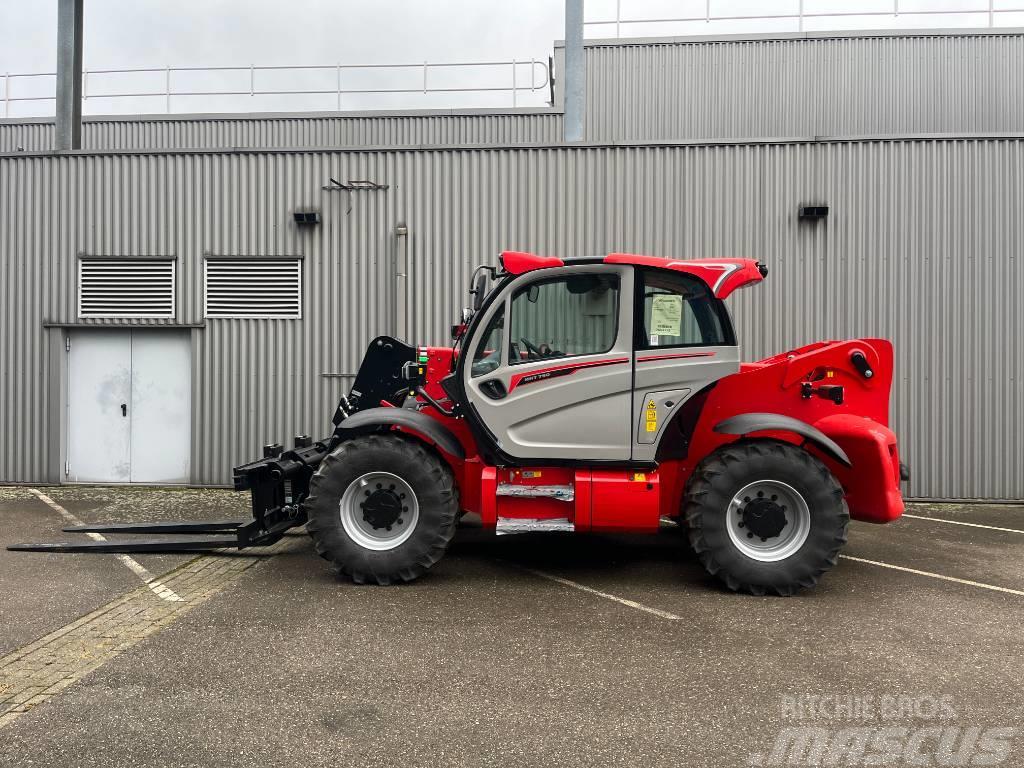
[637,270,730,349]
[508,274,620,364]
[471,304,505,378]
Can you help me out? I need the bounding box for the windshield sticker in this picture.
[650,294,683,336]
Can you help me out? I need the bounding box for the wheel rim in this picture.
[339,471,420,551]
[725,480,811,562]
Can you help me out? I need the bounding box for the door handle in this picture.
[121,403,127,417]
[480,380,507,400]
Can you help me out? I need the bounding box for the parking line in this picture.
[520,567,682,620]
[901,513,1024,535]
[28,489,183,603]
[840,555,1024,597]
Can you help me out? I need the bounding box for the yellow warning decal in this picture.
[632,472,647,482]
[645,421,657,432]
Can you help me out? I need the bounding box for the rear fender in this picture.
[714,412,852,467]
[337,408,466,460]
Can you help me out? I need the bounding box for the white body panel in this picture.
[67,330,191,483]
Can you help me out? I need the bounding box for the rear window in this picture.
[636,270,732,349]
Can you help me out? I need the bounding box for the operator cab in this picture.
[456,251,760,464]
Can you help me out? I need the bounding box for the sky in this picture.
[0,0,1016,117]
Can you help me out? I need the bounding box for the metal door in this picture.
[129,332,191,483]
[463,265,635,461]
[630,268,741,462]
[67,331,132,482]
[67,330,191,483]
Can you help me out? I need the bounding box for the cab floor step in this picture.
[496,483,574,502]
[496,517,575,535]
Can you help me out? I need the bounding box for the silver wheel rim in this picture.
[725,480,811,562]
[339,471,420,551]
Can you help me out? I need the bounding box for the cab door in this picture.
[463,265,634,461]
[631,268,741,462]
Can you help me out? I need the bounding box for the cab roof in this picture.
[498,251,766,299]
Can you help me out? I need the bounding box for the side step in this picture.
[495,517,575,535]
[496,483,574,502]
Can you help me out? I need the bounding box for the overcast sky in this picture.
[0,0,1014,116]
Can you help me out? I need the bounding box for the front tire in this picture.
[684,440,848,596]
[305,434,459,584]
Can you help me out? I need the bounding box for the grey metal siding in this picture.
[0,112,564,152]
[582,32,1024,141]
[1,139,1021,499]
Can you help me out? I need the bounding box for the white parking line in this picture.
[520,567,681,620]
[901,513,1024,535]
[29,489,184,602]
[840,555,1024,597]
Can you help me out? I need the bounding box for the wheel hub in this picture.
[725,479,811,563]
[740,498,788,539]
[361,488,405,530]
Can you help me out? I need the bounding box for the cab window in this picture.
[508,274,620,364]
[636,270,732,349]
[471,304,505,377]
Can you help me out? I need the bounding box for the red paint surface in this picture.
[604,254,765,298]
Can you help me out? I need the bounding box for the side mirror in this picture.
[471,273,488,311]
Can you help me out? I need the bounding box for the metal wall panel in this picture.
[0,112,564,152]
[582,33,1024,141]
[1,139,1021,498]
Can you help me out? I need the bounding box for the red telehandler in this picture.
[12,251,908,595]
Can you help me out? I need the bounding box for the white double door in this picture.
[67,330,191,484]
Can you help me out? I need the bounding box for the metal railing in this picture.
[1,58,551,118]
[586,0,1024,37]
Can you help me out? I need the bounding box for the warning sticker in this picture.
[650,294,683,336]
[645,400,658,432]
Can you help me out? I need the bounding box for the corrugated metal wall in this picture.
[0,111,563,152]
[1,139,1021,499]
[582,32,1024,140]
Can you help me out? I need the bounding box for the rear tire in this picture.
[305,434,459,584]
[684,440,848,596]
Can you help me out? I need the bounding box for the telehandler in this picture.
[12,251,908,595]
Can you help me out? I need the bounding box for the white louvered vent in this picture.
[204,259,302,319]
[78,259,176,318]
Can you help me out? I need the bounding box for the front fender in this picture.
[337,408,466,460]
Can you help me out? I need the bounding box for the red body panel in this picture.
[604,254,765,298]
[500,250,564,275]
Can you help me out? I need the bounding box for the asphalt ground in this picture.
[0,486,1022,767]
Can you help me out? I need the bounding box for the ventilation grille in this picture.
[204,259,302,319]
[78,259,176,318]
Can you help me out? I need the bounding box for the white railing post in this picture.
[336,64,341,110]
[423,61,428,94]
[3,72,8,118]
[512,58,517,107]
[894,0,899,20]
[250,64,254,97]
[615,0,621,38]
[82,67,87,105]
[165,65,171,112]
[531,58,537,91]
[798,0,804,32]
[706,0,711,24]
[989,0,995,27]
